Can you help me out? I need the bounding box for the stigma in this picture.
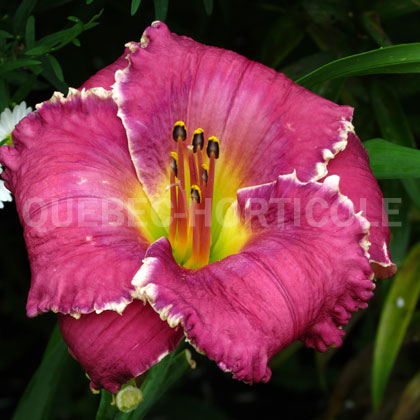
[169,121,219,268]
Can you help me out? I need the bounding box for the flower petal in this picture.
[0,88,155,317]
[80,47,130,90]
[326,133,396,278]
[133,174,374,383]
[59,300,183,393]
[114,22,353,212]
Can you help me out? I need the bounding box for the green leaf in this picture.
[370,81,420,208]
[376,0,420,20]
[203,0,214,15]
[40,59,68,93]
[0,30,13,39]
[13,0,38,34]
[392,369,420,420]
[283,51,335,80]
[12,324,70,420]
[131,0,142,16]
[302,0,353,25]
[311,77,345,102]
[96,348,193,420]
[25,45,51,56]
[95,390,117,420]
[25,16,36,49]
[372,243,420,410]
[46,55,64,81]
[401,178,420,210]
[370,81,415,148]
[260,16,304,69]
[0,79,10,109]
[363,138,420,179]
[0,59,42,76]
[86,0,95,4]
[153,0,169,21]
[361,11,392,47]
[382,181,411,267]
[24,10,102,56]
[296,44,420,88]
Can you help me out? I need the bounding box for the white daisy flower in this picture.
[0,167,12,209]
[0,101,32,208]
[0,101,32,145]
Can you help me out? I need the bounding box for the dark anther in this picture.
[202,165,209,185]
[191,185,202,203]
[192,129,204,152]
[172,122,187,141]
[170,155,178,178]
[206,136,220,159]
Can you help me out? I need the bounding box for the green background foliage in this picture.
[1,0,419,419]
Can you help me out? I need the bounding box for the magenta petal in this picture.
[326,133,396,278]
[0,89,148,317]
[59,300,183,393]
[114,22,353,204]
[79,47,130,90]
[133,174,374,383]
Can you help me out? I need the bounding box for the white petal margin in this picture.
[313,119,355,182]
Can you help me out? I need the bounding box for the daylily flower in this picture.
[0,22,396,393]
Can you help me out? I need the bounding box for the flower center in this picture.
[169,121,219,268]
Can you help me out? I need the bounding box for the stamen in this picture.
[190,185,202,267]
[172,122,188,247]
[192,128,205,190]
[169,152,178,244]
[188,146,198,187]
[169,124,220,268]
[198,136,219,267]
[201,163,209,186]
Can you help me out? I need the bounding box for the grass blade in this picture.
[12,324,70,420]
[131,0,142,16]
[372,243,420,410]
[296,44,420,88]
[153,0,169,21]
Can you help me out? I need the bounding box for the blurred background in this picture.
[1,0,419,419]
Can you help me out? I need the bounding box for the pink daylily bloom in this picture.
[0,22,395,393]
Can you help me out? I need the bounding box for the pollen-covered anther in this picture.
[206,136,220,159]
[172,121,187,142]
[192,128,204,152]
